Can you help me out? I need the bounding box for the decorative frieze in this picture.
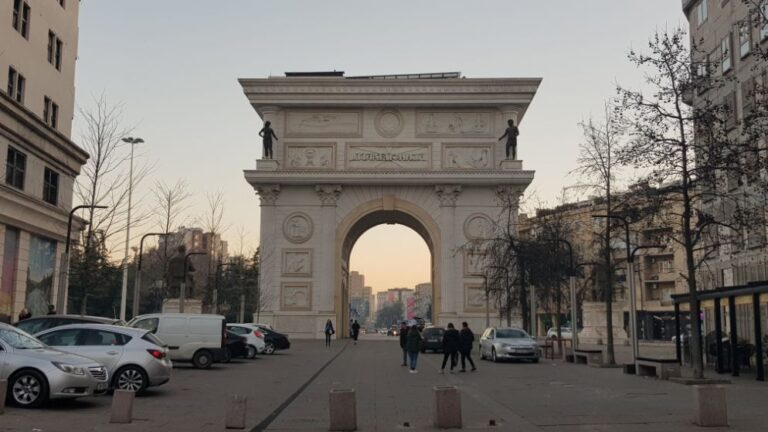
[416,111,493,138]
[282,249,312,277]
[281,282,312,311]
[443,144,494,169]
[255,184,281,206]
[465,283,493,312]
[285,144,335,169]
[315,185,342,206]
[435,185,462,207]
[285,110,361,138]
[346,144,431,170]
[464,250,487,277]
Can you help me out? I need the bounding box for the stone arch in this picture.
[335,196,442,336]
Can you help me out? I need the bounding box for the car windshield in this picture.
[496,329,528,339]
[0,327,45,349]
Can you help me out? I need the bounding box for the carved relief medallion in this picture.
[282,282,312,311]
[285,110,362,138]
[283,212,314,244]
[463,213,494,241]
[285,144,334,169]
[416,111,493,138]
[282,249,312,277]
[374,109,404,138]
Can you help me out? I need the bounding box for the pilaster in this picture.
[435,185,462,320]
[255,185,281,313]
[316,185,342,312]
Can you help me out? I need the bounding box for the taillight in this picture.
[254,330,263,338]
[147,349,165,360]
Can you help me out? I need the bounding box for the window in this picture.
[43,97,59,129]
[721,34,733,73]
[25,235,56,317]
[39,329,82,347]
[5,146,26,190]
[7,67,25,104]
[43,168,59,205]
[12,1,30,39]
[133,317,159,333]
[697,0,708,26]
[47,31,63,70]
[739,20,751,57]
[83,330,129,346]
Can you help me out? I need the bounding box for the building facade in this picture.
[0,0,87,322]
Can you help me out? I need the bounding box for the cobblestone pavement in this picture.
[1,336,765,431]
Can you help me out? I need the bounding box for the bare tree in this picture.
[572,103,625,364]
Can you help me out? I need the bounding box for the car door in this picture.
[0,341,7,380]
[76,329,127,372]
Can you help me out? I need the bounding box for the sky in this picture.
[74,1,687,293]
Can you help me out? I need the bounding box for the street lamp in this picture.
[119,136,144,321]
[56,204,108,314]
[132,232,169,319]
[180,251,206,313]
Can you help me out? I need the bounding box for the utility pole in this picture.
[119,137,144,321]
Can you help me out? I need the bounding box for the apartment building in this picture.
[683,0,768,289]
[0,1,87,321]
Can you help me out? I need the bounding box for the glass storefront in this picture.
[25,234,57,317]
[1,227,21,320]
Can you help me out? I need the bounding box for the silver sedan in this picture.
[0,323,109,408]
[36,324,172,394]
[479,327,540,363]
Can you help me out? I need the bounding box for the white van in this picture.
[128,313,225,369]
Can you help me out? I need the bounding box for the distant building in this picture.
[159,227,229,261]
[348,271,372,324]
[414,282,432,319]
[0,1,88,320]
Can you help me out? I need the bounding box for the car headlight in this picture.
[52,362,86,376]
[499,343,511,349]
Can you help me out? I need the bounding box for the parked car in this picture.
[252,326,290,354]
[0,323,109,408]
[420,326,445,353]
[378,328,388,335]
[546,327,573,340]
[226,324,266,358]
[15,314,125,335]
[35,324,172,394]
[127,313,226,369]
[387,326,399,336]
[220,330,248,363]
[479,327,539,363]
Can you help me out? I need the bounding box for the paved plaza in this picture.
[1,336,765,431]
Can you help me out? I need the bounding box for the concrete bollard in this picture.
[225,394,248,429]
[0,379,6,415]
[433,385,462,429]
[109,390,135,424]
[329,388,357,431]
[693,385,728,427]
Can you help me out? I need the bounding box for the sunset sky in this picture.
[74,1,684,293]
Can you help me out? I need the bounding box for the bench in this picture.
[573,349,603,367]
[636,357,681,380]
[541,338,572,360]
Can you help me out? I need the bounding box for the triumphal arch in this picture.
[242,72,539,338]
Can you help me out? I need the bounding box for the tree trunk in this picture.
[604,189,616,364]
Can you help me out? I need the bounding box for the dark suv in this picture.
[420,326,445,353]
[14,315,125,335]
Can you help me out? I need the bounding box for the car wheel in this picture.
[9,369,49,408]
[491,348,498,363]
[192,349,214,369]
[114,366,148,393]
[532,358,540,364]
[264,342,276,355]
[246,345,258,359]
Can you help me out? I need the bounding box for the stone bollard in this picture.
[225,394,248,429]
[110,390,135,424]
[329,389,357,431]
[433,385,462,429]
[0,379,6,415]
[693,385,728,427]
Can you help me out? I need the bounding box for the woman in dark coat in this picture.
[405,325,422,373]
[441,322,461,373]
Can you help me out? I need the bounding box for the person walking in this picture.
[324,319,335,347]
[351,320,361,345]
[441,323,460,374]
[398,321,409,366]
[459,321,477,372]
[406,324,422,373]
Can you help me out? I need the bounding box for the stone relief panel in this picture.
[374,108,404,138]
[464,251,487,277]
[346,144,431,170]
[282,249,312,277]
[285,110,362,138]
[281,282,312,311]
[465,284,494,312]
[443,144,493,169]
[285,144,335,169]
[463,213,494,241]
[283,212,314,244]
[416,111,493,138]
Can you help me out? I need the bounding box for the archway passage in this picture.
[336,198,441,338]
[347,223,432,337]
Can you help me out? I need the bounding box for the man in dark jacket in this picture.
[351,320,361,344]
[441,323,460,373]
[459,321,477,372]
[398,321,409,366]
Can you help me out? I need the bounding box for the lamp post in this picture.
[550,238,576,351]
[180,251,206,313]
[57,204,108,314]
[132,232,169,319]
[214,260,235,315]
[119,137,144,321]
